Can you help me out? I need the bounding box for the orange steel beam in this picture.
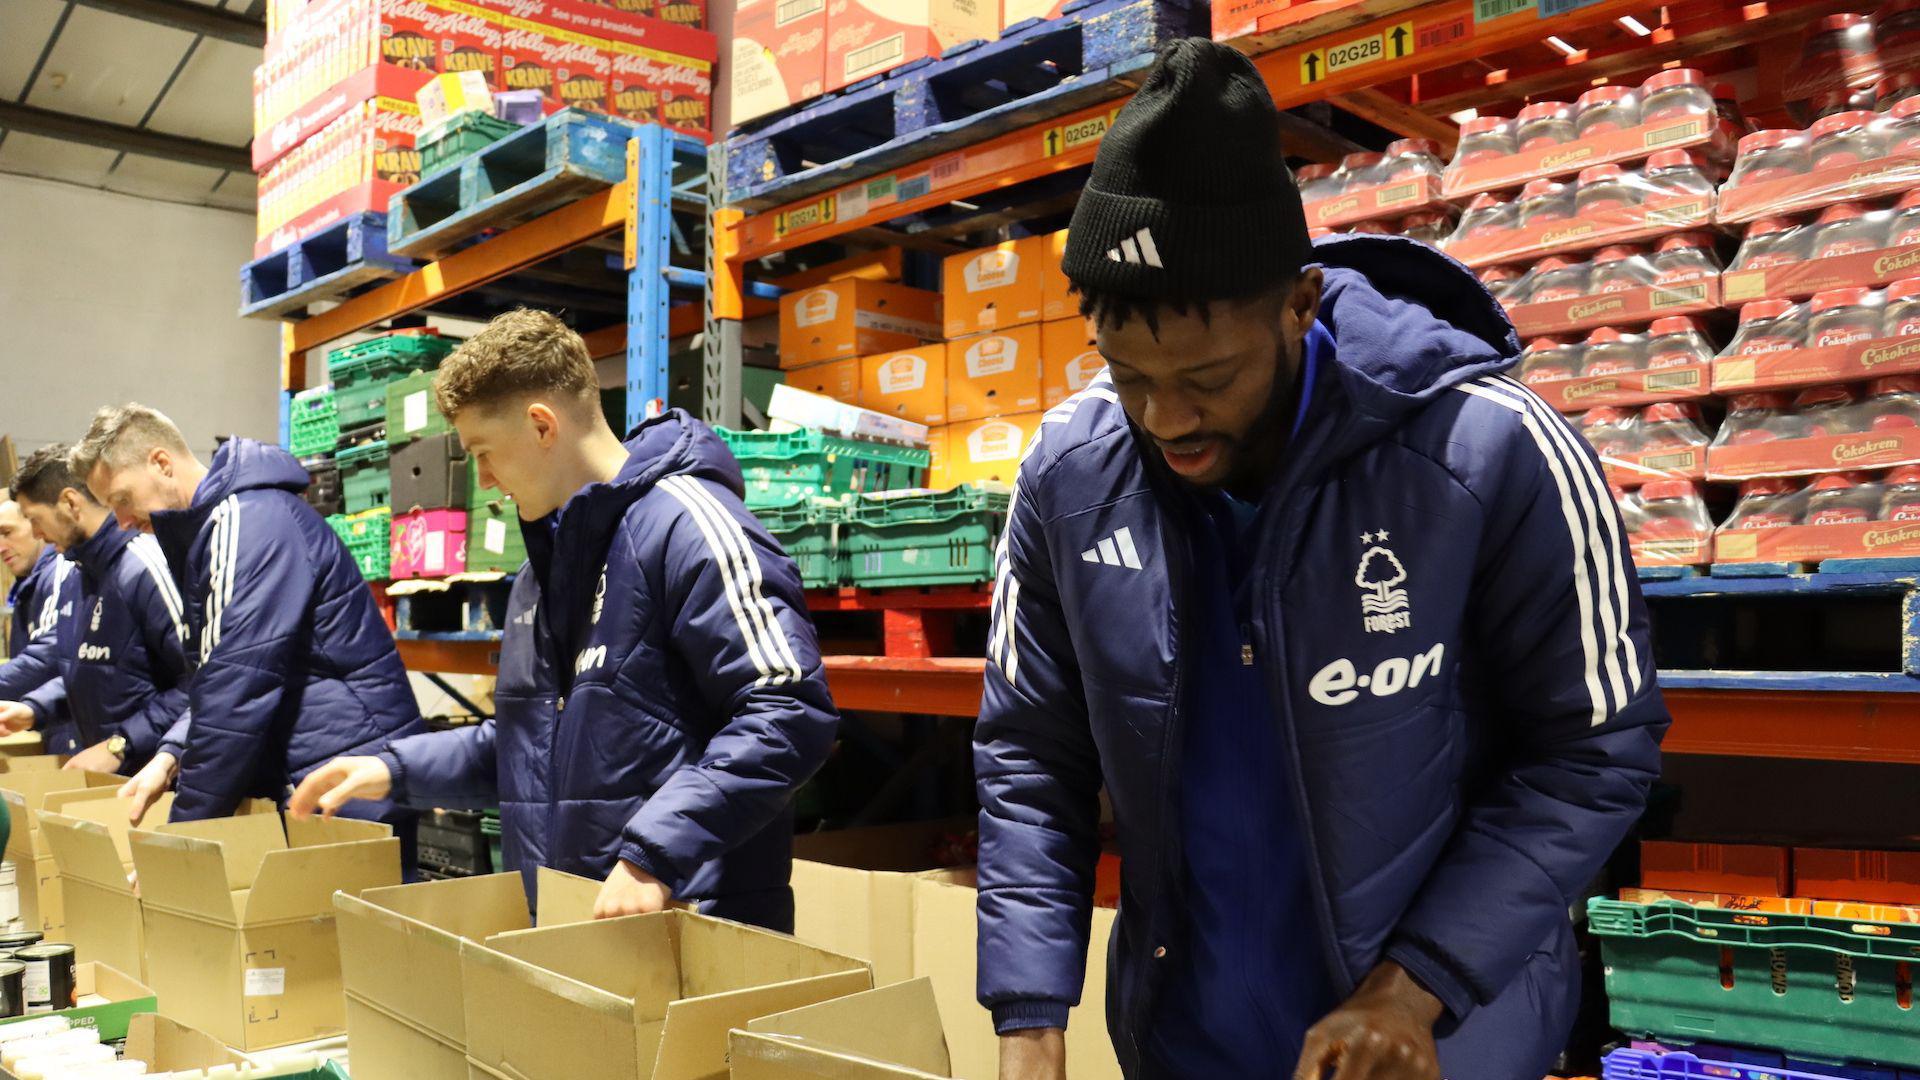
[825,656,986,717]
[1331,87,1458,153]
[1663,688,1920,765]
[395,638,502,675]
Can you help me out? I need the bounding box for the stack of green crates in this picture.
[337,440,391,514]
[418,110,519,175]
[467,490,527,574]
[327,507,392,580]
[758,500,849,589]
[288,386,340,457]
[384,370,452,446]
[327,332,456,436]
[844,486,1008,588]
[717,428,930,510]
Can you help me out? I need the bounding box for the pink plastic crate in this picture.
[390,508,467,579]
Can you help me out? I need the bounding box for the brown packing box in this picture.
[129,812,401,1051]
[790,819,973,987]
[121,1012,254,1072]
[0,771,133,935]
[338,868,602,1080]
[728,978,953,1078]
[462,909,873,1080]
[779,281,941,367]
[37,792,179,980]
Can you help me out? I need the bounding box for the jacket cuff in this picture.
[618,839,686,896]
[375,748,409,803]
[1385,938,1477,1025]
[992,1000,1071,1035]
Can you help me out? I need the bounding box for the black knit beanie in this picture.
[1063,38,1311,301]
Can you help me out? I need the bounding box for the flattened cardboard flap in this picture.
[535,867,601,926]
[652,969,873,1080]
[729,1030,953,1079]
[128,829,245,922]
[122,1012,252,1072]
[37,813,129,893]
[286,814,392,848]
[43,790,176,867]
[246,836,401,924]
[460,938,651,1079]
[677,914,870,999]
[151,811,288,891]
[740,979,951,1075]
[484,912,681,1023]
[349,873,532,943]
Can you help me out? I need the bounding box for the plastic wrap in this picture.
[1705,377,1920,479]
[1442,154,1718,267]
[1721,194,1920,302]
[1713,279,1920,393]
[1713,465,1920,562]
[1717,102,1920,222]
[1516,319,1717,410]
[1618,480,1716,567]
[1577,402,1713,488]
[1299,142,1449,231]
[1500,234,1724,336]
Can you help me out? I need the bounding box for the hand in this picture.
[117,752,178,827]
[593,859,672,920]
[288,757,393,819]
[999,1028,1066,1080]
[0,702,34,734]
[65,739,124,774]
[1293,961,1444,1080]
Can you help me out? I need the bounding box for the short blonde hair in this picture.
[433,309,597,419]
[70,403,190,480]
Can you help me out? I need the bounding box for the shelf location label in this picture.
[1300,21,1415,84]
[1042,113,1112,158]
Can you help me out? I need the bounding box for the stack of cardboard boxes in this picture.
[778,229,1105,489]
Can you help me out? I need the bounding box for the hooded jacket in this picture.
[382,411,839,930]
[152,438,426,819]
[2,546,78,751]
[64,516,191,772]
[7,545,59,659]
[974,235,1668,1079]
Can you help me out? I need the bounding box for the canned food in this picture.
[0,961,23,1019]
[15,945,74,1016]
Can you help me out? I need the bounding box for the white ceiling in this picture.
[0,0,257,213]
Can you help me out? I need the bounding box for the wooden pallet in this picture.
[721,0,1200,209]
[239,213,413,319]
[1644,571,1920,693]
[387,110,639,259]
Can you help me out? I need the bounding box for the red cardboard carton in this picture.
[1641,841,1793,897]
[253,62,433,172]
[255,94,422,256]
[1443,164,1716,269]
[823,0,998,93]
[1793,847,1920,905]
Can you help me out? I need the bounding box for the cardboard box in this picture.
[1506,277,1722,339]
[129,813,401,1050]
[787,358,862,404]
[1617,887,1814,915]
[601,0,708,29]
[729,0,827,125]
[338,869,599,1080]
[1442,116,1731,201]
[1794,848,1920,905]
[1527,365,1712,412]
[255,93,423,256]
[1445,190,1714,270]
[1641,841,1793,897]
[861,346,948,426]
[1718,150,1920,225]
[1606,444,1708,489]
[0,963,158,1041]
[1713,517,1920,564]
[947,326,1044,422]
[1040,229,1074,323]
[1706,428,1920,481]
[416,69,494,127]
[537,1,717,135]
[943,237,1045,337]
[791,818,976,986]
[768,384,930,445]
[37,793,179,981]
[1715,331,1920,395]
[1304,174,1446,231]
[499,23,611,112]
[823,0,998,92]
[1041,317,1103,408]
[254,61,435,172]
[1723,244,1920,307]
[392,508,469,578]
[729,979,953,1079]
[943,413,1038,486]
[926,424,951,490]
[0,772,127,936]
[117,1012,255,1073]
[461,909,873,1080]
[781,280,941,367]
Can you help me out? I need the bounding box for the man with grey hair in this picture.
[75,404,423,865]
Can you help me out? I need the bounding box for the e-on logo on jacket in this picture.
[1309,643,1444,707]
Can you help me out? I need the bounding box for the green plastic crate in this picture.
[288,386,340,457]
[337,439,391,514]
[844,486,1008,588]
[466,495,528,574]
[759,500,848,589]
[717,428,930,509]
[419,110,519,175]
[384,370,450,446]
[328,507,391,580]
[1590,897,1920,1068]
[328,332,457,434]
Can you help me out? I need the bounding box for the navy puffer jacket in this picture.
[64,516,190,772]
[1,546,78,753]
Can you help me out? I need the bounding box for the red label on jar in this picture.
[1597,279,1641,294]
[1743,253,1800,270]
[1736,512,1796,529]
[1893,226,1920,247]
[1897,318,1920,336]
[1584,359,1640,376]
[1818,239,1881,258]
[1816,326,1877,348]
[1533,286,1583,303]
[1891,501,1920,520]
[1809,506,1873,525]
[1736,336,1798,356]
[1522,367,1575,384]
[1654,268,1711,287]
[1647,349,1698,369]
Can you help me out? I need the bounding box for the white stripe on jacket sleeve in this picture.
[659,475,800,687]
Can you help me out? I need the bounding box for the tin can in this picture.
[0,932,44,952]
[16,945,75,1015]
[0,862,18,928]
[0,960,23,1018]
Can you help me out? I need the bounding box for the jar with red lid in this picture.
[1730,130,1811,187]
[1728,300,1805,356]
[1804,472,1883,524]
[1811,202,1887,259]
[1528,256,1589,302]
[1519,179,1573,228]
[1811,88,1878,122]
[1637,481,1712,541]
[1735,216,1809,271]
[1450,195,1514,247]
[1453,117,1514,168]
[1579,407,1640,458]
[1879,72,1920,112]
[1515,101,1576,151]
[1809,287,1884,348]
[1520,337,1582,383]
[1801,13,1879,73]
[1889,189,1920,248]
[1810,110,1883,171]
[1295,163,1341,205]
[1639,402,1709,450]
[1886,277,1920,335]
[1646,317,1713,370]
[1889,96,1920,158]
[1720,392,1802,445]
[1881,464,1920,519]
[1399,211,1452,245]
[1651,232,1722,286]
[1574,165,1639,216]
[1576,85,1640,138]
[1385,139,1444,182]
[1866,375,1920,429]
[1581,327,1643,377]
[1726,477,1801,528]
[1640,69,1716,126]
[1644,150,1716,197]
[1335,151,1386,189]
[1589,246,1650,293]
[1794,384,1862,436]
[1479,265,1525,303]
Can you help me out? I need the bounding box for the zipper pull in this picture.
[1240,624,1255,667]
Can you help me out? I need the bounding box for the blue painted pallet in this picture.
[388,110,640,259]
[722,0,1200,209]
[239,213,413,319]
[1637,565,1701,581]
[1710,556,1920,577]
[1644,570,1920,686]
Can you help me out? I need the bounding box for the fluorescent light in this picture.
[1546,35,1577,55]
[1448,108,1478,124]
[1617,15,1652,35]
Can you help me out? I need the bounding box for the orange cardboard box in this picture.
[947,325,1044,422]
[729,0,827,125]
[1041,317,1105,407]
[1641,841,1792,898]
[926,424,952,489]
[943,237,1045,337]
[945,414,1039,486]
[861,346,947,425]
[1041,229,1074,321]
[787,357,862,403]
[780,280,941,367]
[1793,847,1920,906]
[823,0,998,92]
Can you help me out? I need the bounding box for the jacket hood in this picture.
[8,545,55,606]
[68,513,136,580]
[191,438,313,508]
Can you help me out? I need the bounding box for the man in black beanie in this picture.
[973,38,1668,1080]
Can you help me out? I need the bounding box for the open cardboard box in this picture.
[0,962,156,1041]
[129,812,401,1051]
[729,978,955,1079]
[0,772,135,935]
[119,1011,256,1073]
[337,868,601,1080]
[37,792,178,980]
[462,909,872,1080]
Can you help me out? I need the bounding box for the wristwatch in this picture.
[105,735,128,760]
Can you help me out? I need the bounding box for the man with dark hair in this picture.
[974,40,1668,1080]
[0,494,76,754]
[0,445,188,774]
